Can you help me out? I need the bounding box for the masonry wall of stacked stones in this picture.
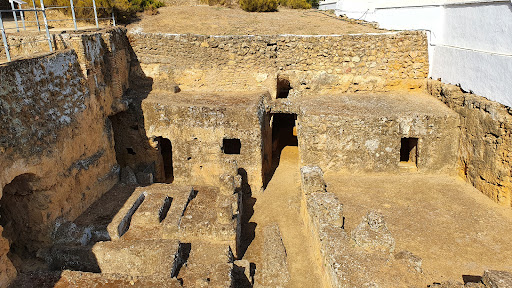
[128,31,428,94]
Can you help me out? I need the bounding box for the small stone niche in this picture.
[276,76,291,99]
[400,137,418,166]
[223,138,241,155]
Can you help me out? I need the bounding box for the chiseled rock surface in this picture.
[256,224,290,288]
[297,93,460,175]
[92,239,180,277]
[483,270,512,288]
[428,79,512,207]
[301,166,425,288]
[351,211,395,253]
[107,184,192,241]
[176,242,233,288]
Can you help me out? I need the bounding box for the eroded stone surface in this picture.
[351,211,395,253]
[483,270,512,288]
[176,242,233,288]
[92,239,180,277]
[255,224,290,288]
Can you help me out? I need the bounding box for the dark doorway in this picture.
[156,137,174,183]
[264,113,298,184]
[0,173,42,271]
[400,137,418,166]
[276,76,291,99]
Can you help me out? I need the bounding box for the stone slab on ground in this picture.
[107,184,192,240]
[178,186,238,246]
[255,224,290,288]
[92,239,180,277]
[176,242,233,288]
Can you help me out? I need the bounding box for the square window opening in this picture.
[400,137,418,165]
[223,138,241,155]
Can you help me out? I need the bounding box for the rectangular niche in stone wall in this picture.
[276,76,291,99]
[400,137,418,167]
[223,138,241,154]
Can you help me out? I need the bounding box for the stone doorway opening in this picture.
[400,137,418,167]
[265,113,298,183]
[156,137,174,183]
[0,173,43,271]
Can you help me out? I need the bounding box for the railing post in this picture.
[0,13,11,61]
[31,0,40,31]
[92,0,99,28]
[69,0,77,30]
[10,0,19,32]
[18,3,26,30]
[40,0,53,52]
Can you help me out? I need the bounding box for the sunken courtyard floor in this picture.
[325,172,512,285]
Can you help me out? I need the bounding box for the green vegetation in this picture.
[278,0,311,9]
[239,0,317,12]
[40,0,164,22]
[240,0,278,12]
[200,0,234,7]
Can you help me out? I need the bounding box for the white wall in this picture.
[322,0,512,107]
[318,0,337,10]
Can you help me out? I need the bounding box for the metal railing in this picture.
[0,0,116,62]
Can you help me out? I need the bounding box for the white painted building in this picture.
[319,0,512,107]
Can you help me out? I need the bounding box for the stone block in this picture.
[256,224,290,288]
[351,211,395,253]
[92,239,180,277]
[176,242,233,288]
[483,270,512,288]
[300,166,326,195]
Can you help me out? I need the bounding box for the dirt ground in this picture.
[243,146,325,288]
[324,172,512,284]
[127,5,384,35]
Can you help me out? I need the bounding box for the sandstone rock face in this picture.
[428,80,512,207]
[0,28,132,285]
[297,93,460,174]
[300,166,428,288]
[483,270,512,288]
[141,91,271,192]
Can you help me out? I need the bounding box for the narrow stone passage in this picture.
[243,146,324,288]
